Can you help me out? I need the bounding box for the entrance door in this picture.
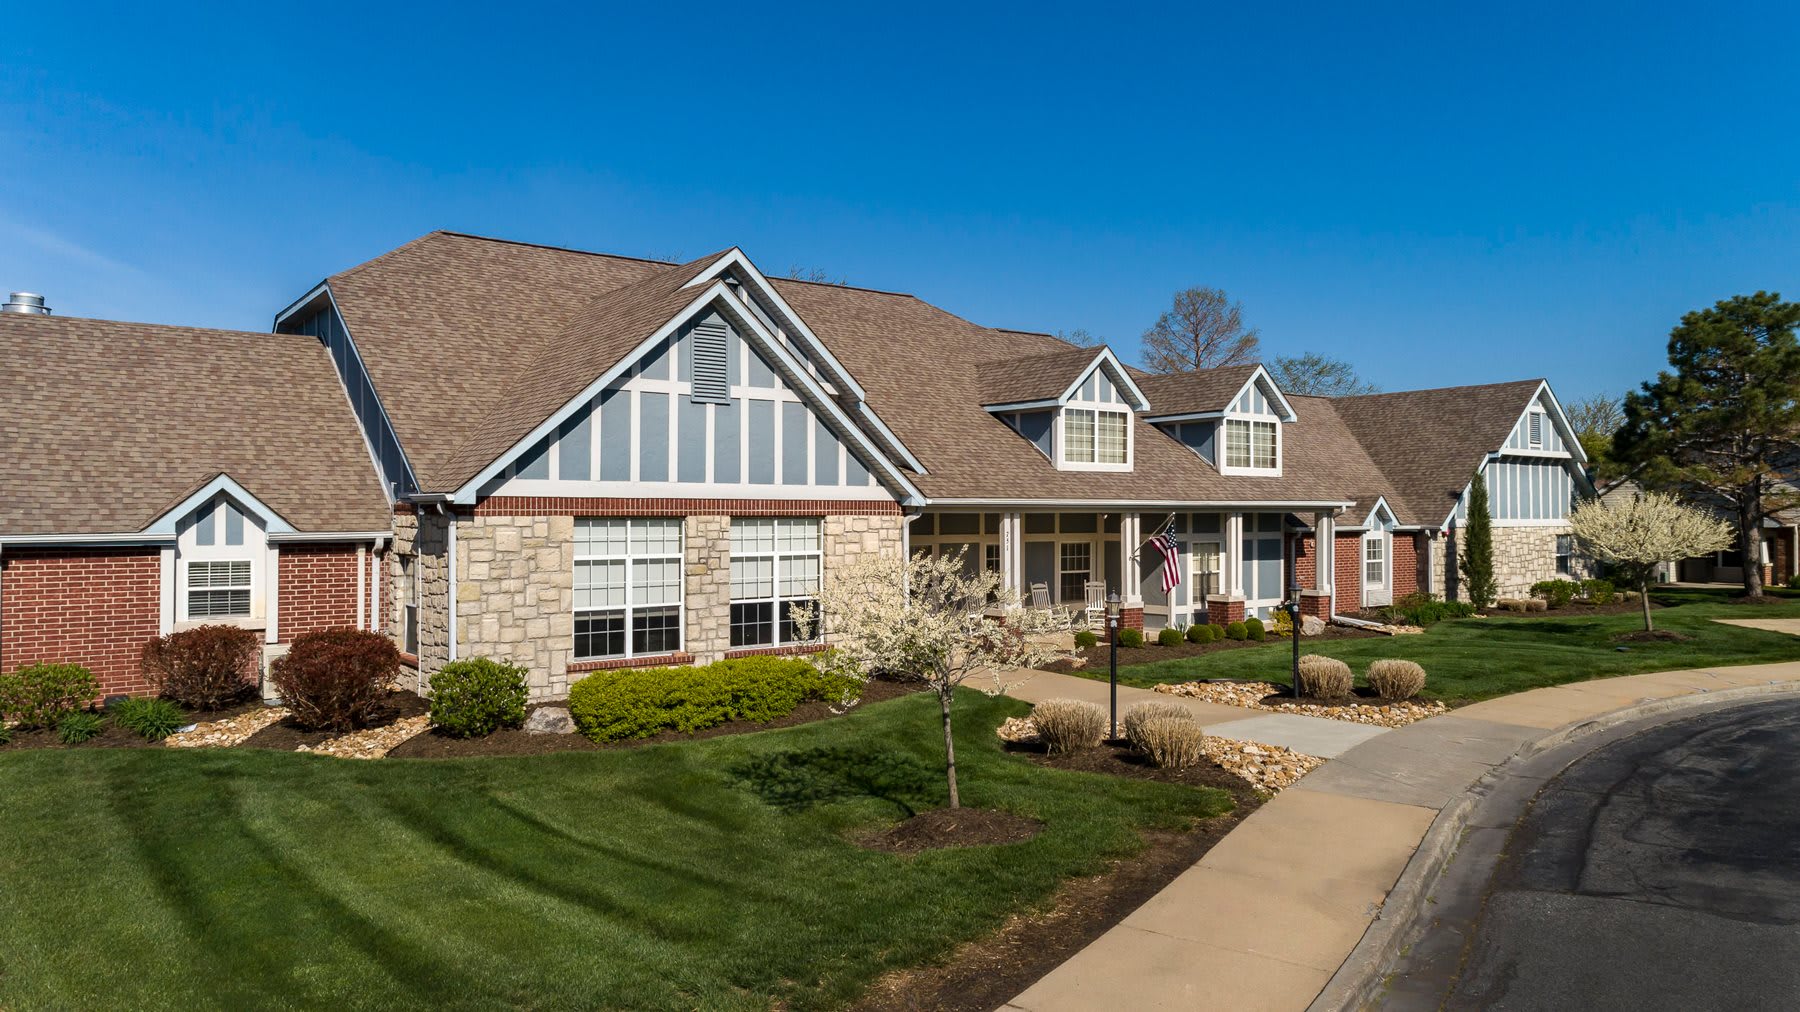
[1363,533,1391,608]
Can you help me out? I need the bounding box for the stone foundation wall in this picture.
[455,514,577,700]
[1492,524,1592,598]
[412,510,452,688]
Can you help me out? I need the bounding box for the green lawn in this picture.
[0,692,1229,1011]
[1097,587,1800,702]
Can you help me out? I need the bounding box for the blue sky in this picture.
[2,2,1796,403]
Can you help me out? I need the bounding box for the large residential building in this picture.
[0,233,1596,699]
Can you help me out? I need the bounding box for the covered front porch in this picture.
[909,508,1342,630]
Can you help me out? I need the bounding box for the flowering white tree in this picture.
[796,549,1078,809]
[1568,492,1733,631]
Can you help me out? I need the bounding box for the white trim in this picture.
[1229,366,1300,422]
[265,543,280,644]
[1217,417,1283,477]
[264,530,395,543]
[1054,349,1151,411]
[159,547,177,635]
[1056,405,1134,471]
[143,475,297,536]
[1511,381,1588,465]
[983,397,1062,413]
[446,518,458,663]
[0,532,175,546]
[1497,448,1574,460]
[356,543,367,632]
[1362,496,1398,531]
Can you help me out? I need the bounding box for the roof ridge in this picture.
[1332,378,1544,402]
[436,230,683,266]
[0,313,318,343]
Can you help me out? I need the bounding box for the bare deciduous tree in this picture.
[1141,287,1260,372]
[795,551,1075,809]
[785,266,848,286]
[1056,328,1105,348]
[1270,353,1378,396]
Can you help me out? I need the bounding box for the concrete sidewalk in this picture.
[1003,661,1800,1012]
[1004,668,1389,758]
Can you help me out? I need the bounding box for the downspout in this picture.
[443,506,458,663]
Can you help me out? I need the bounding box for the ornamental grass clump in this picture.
[1295,654,1353,698]
[1137,717,1206,770]
[1122,701,1194,751]
[1032,698,1106,754]
[1366,659,1427,700]
[140,624,260,709]
[57,711,105,744]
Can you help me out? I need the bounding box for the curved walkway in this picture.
[1002,660,1800,1012]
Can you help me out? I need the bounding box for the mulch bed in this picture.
[853,742,1262,1012]
[1043,624,1379,673]
[860,808,1044,854]
[240,691,429,752]
[0,696,269,753]
[1613,629,1693,643]
[387,677,922,759]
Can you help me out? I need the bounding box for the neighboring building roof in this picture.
[1331,380,1547,525]
[0,315,392,537]
[1135,365,1262,418]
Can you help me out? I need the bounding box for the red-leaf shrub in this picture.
[270,628,400,731]
[141,625,261,709]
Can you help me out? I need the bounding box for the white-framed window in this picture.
[1224,418,1279,471]
[573,518,684,661]
[401,554,420,655]
[1058,542,1092,603]
[1363,535,1385,588]
[1061,407,1130,466]
[187,560,252,618]
[731,518,822,648]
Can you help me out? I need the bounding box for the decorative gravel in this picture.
[1153,680,1447,727]
[297,716,432,760]
[165,707,290,748]
[995,716,1322,793]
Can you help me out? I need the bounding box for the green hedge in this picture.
[567,656,862,743]
[1377,592,1476,627]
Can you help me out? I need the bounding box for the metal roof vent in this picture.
[1,292,49,315]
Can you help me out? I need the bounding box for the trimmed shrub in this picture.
[1206,623,1226,642]
[141,625,260,709]
[429,658,529,738]
[1367,659,1427,700]
[1185,624,1208,644]
[1224,621,1248,641]
[1245,617,1266,641]
[1116,628,1145,648]
[1530,579,1580,609]
[1295,655,1353,698]
[1157,627,1185,648]
[112,697,187,741]
[568,657,859,743]
[1138,717,1206,769]
[1271,610,1294,637]
[270,628,400,731]
[57,711,105,745]
[1581,578,1617,605]
[1032,698,1107,754]
[1788,573,1800,590]
[0,663,99,729]
[1122,701,1194,750]
[1379,592,1476,627]
[1074,629,1099,650]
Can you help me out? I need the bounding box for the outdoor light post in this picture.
[1105,590,1122,740]
[1286,586,1303,698]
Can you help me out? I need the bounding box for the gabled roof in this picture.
[0,315,391,537]
[977,346,1147,411]
[1330,380,1548,525]
[1135,365,1262,419]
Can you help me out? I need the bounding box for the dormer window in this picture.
[1223,418,1279,472]
[1062,407,1130,467]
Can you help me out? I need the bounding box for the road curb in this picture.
[1307,678,1800,1012]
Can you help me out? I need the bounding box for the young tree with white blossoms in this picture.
[1568,492,1733,632]
[795,549,1078,809]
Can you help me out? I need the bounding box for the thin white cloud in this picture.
[0,220,146,277]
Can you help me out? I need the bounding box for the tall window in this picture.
[1363,536,1385,587]
[1225,419,1278,470]
[187,560,251,618]
[731,518,822,647]
[401,555,419,655]
[1059,542,1092,603]
[1555,534,1572,576]
[573,518,683,660]
[1063,408,1129,465]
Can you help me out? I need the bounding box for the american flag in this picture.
[1155,528,1182,594]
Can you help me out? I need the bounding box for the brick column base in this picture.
[1108,607,1145,642]
[1205,598,1245,625]
[1299,590,1333,618]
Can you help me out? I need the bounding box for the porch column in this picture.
[1301,510,1335,620]
[1122,513,1143,606]
[999,512,1023,598]
[1225,512,1245,597]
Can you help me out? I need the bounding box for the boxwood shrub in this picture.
[429,658,530,738]
[0,663,99,729]
[1244,617,1266,641]
[1224,621,1248,641]
[1157,627,1184,647]
[1116,628,1145,648]
[1074,629,1099,649]
[1185,623,1208,644]
[567,656,861,743]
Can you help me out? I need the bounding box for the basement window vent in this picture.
[690,322,730,404]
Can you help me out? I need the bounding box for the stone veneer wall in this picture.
[405,510,452,690]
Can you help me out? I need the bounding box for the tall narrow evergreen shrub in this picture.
[1460,470,1497,608]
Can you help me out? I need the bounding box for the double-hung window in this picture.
[1555,534,1572,576]
[731,518,822,647]
[401,555,420,655]
[1058,542,1092,604]
[1363,536,1385,587]
[573,518,683,660]
[187,560,252,618]
[1224,419,1278,470]
[1062,408,1129,466]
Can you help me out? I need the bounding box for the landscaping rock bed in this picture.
[240,691,430,752]
[1153,680,1447,727]
[165,705,290,748]
[998,716,1320,794]
[298,716,432,760]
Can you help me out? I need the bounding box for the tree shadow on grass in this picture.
[727,746,941,817]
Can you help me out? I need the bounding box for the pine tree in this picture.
[1460,470,1497,608]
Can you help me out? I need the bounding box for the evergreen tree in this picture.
[1460,470,1497,607]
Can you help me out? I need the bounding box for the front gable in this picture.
[1499,383,1583,460]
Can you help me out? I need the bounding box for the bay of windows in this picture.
[731,518,822,648]
[574,518,683,660]
[1224,418,1278,470]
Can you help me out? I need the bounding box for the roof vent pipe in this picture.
[1,292,49,315]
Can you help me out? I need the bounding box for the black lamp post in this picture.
[1105,590,1122,740]
[1285,586,1303,698]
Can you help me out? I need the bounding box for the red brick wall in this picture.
[1205,598,1246,624]
[1392,534,1420,599]
[1291,534,1318,590]
[0,547,162,697]
[1335,534,1363,614]
[277,544,362,642]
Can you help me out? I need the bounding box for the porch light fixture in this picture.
[1106,590,1122,739]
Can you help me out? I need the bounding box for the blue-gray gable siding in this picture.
[282,302,414,499]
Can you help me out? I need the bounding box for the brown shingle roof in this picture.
[0,315,391,536]
[1331,380,1545,525]
[977,347,1107,405]
[1136,365,1262,418]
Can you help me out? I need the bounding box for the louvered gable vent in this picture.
[690,321,730,404]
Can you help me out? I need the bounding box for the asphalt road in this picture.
[1407,698,1800,1011]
